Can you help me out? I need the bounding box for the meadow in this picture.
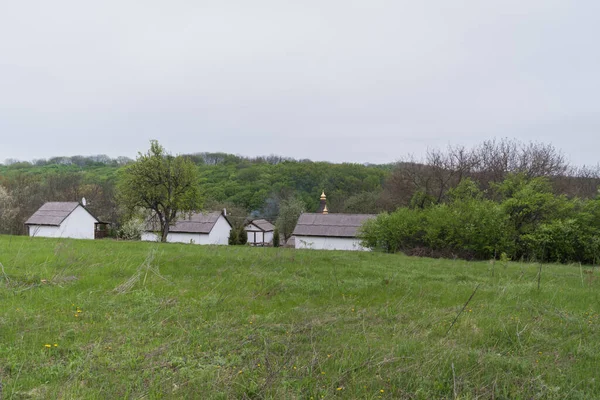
[0,236,599,399]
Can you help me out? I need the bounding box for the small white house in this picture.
[141,211,232,245]
[292,213,376,251]
[25,202,99,240]
[245,219,275,246]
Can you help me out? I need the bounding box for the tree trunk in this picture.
[161,217,170,242]
[158,213,169,243]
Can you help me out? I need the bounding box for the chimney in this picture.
[223,208,227,216]
[317,191,327,214]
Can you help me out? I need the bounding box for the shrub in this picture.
[273,227,280,247]
[360,208,425,253]
[118,218,145,240]
[229,226,248,245]
[361,175,599,263]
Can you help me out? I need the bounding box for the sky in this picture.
[0,0,599,165]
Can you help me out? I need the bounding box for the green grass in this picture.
[0,236,599,399]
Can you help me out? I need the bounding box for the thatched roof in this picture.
[25,202,96,226]
[292,213,376,238]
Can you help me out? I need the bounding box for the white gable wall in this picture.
[245,223,274,245]
[207,215,231,245]
[245,224,264,245]
[28,205,97,239]
[295,236,369,251]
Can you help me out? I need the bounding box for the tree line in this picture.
[1,139,599,260]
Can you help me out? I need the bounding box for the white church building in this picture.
[292,192,376,251]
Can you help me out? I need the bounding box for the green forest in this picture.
[1,139,599,263]
[0,151,390,235]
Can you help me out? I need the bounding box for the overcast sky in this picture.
[0,0,598,165]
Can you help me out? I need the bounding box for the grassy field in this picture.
[0,236,599,399]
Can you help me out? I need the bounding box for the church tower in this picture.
[317,191,328,214]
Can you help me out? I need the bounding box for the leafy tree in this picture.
[273,227,280,247]
[498,175,572,259]
[228,226,248,245]
[276,198,305,242]
[341,191,385,214]
[117,141,201,242]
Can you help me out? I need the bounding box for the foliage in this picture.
[2,139,599,253]
[117,217,146,241]
[0,185,19,234]
[360,209,424,253]
[341,191,385,214]
[276,198,305,242]
[0,155,388,232]
[117,141,201,242]
[272,227,280,247]
[362,175,600,263]
[228,226,248,246]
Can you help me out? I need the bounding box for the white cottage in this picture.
[25,202,99,239]
[141,211,232,245]
[245,219,275,246]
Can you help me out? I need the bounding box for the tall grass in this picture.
[1,236,599,399]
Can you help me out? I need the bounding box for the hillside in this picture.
[0,156,390,235]
[1,236,598,398]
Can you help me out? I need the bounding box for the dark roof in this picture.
[292,213,376,238]
[145,211,230,234]
[247,219,275,232]
[25,202,97,226]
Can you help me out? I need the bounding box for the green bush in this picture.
[360,208,425,253]
[361,176,600,263]
[273,227,280,247]
[228,226,248,245]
